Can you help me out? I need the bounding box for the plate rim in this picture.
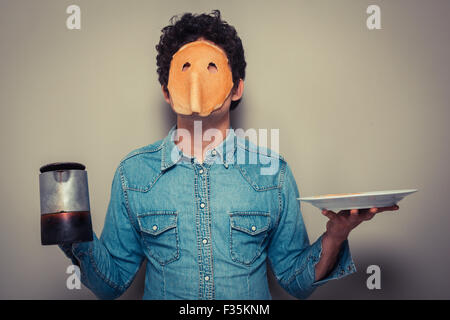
[298,189,418,201]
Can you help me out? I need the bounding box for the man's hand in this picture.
[314,204,399,282]
[321,205,400,243]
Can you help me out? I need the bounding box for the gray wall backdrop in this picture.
[1,0,449,299]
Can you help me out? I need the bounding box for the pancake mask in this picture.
[167,40,234,116]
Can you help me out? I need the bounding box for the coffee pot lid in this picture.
[39,162,86,173]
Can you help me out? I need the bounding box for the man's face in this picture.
[163,39,242,118]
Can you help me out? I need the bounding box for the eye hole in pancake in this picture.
[208,62,218,73]
[182,62,191,71]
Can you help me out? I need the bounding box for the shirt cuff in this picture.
[309,234,357,287]
[58,240,93,266]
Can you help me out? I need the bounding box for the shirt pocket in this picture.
[229,211,271,265]
[137,211,180,266]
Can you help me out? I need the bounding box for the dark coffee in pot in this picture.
[41,211,93,245]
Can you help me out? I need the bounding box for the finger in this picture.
[376,205,399,213]
[360,210,377,221]
[337,210,350,216]
[352,208,372,215]
[350,208,374,221]
[350,209,359,216]
[321,209,336,219]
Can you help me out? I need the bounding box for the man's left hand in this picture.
[321,205,400,243]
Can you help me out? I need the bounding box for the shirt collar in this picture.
[161,124,236,171]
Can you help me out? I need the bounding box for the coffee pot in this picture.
[39,162,93,245]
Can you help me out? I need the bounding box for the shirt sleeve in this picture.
[267,161,356,299]
[58,164,145,299]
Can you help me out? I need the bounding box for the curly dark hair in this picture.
[156,10,246,110]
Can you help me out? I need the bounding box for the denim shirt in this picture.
[60,125,356,299]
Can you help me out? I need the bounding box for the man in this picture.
[60,10,399,299]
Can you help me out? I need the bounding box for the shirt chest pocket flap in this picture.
[229,211,271,265]
[137,211,179,265]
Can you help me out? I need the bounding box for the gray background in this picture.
[1,0,449,299]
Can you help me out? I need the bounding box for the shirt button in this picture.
[251,226,256,232]
[202,239,208,245]
[200,202,205,208]
[199,169,204,174]
[204,276,210,281]
[152,225,158,231]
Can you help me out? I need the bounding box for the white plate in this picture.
[298,189,418,211]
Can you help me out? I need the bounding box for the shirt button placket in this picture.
[196,164,213,299]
